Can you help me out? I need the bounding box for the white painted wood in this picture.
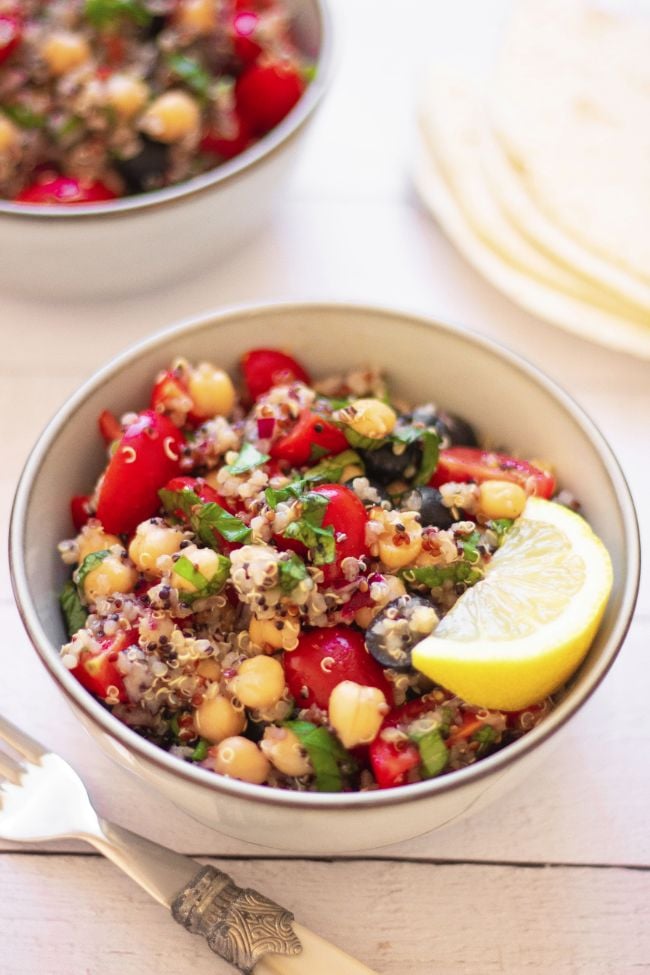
[1,0,649,969]
[1,856,648,975]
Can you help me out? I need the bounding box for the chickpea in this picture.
[230,655,286,710]
[194,693,245,744]
[261,727,312,777]
[371,509,423,570]
[176,0,216,34]
[171,544,223,593]
[213,736,270,784]
[342,399,397,439]
[128,519,184,573]
[249,616,301,652]
[105,73,149,120]
[328,681,388,749]
[83,555,138,603]
[355,574,406,628]
[187,363,236,419]
[140,90,200,144]
[196,658,221,681]
[477,480,527,521]
[0,115,19,154]
[77,524,122,563]
[42,31,91,76]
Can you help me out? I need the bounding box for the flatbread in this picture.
[490,0,650,284]
[419,68,649,323]
[413,126,650,359]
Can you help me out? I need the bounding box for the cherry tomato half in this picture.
[270,412,348,467]
[0,12,22,65]
[15,175,117,205]
[71,628,137,703]
[235,62,304,135]
[200,111,251,160]
[284,625,392,710]
[430,446,556,498]
[369,697,445,789]
[96,410,184,535]
[241,348,310,401]
[312,483,369,585]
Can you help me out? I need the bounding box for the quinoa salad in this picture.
[0,0,311,203]
[58,347,564,792]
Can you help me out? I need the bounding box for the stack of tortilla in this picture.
[415,0,650,357]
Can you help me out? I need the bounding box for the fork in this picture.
[0,715,379,975]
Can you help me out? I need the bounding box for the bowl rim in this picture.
[9,300,641,811]
[0,0,333,222]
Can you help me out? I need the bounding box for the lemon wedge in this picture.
[412,498,613,710]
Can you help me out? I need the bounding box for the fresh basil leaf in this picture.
[342,427,387,452]
[173,553,231,605]
[283,720,357,792]
[191,738,210,761]
[166,53,212,98]
[459,530,482,564]
[85,0,151,27]
[158,487,251,547]
[73,549,111,591]
[226,442,270,476]
[400,561,483,589]
[472,725,498,745]
[60,580,88,638]
[265,450,363,508]
[487,518,514,545]
[410,727,448,779]
[309,443,330,461]
[282,492,335,565]
[414,429,440,485]
[3,105,46,129]
[277,553,308,593]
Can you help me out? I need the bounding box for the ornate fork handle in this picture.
[172,865,302,974]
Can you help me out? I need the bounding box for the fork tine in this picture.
[0,749,25,785]
[0,715,46,764]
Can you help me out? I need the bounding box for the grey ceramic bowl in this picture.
[0,0,333,299]
[9,303,640,853]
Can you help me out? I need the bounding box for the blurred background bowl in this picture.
[9,302,640,853]
[0,0,333,301]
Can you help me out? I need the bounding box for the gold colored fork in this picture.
[0,714,379,975]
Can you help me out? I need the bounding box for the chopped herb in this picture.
[158,487,251,547]
[3,105,46,129]
[302,63,317,83]
[400,561,483,589]
[342,427,387,452]
[191,738,210,762]
[73,549,111,591]
[166,53,212,99]
[410,726,448,779]
[173,553,231,604]
[282,492,335,565]
[84,0,151,27]
[60,580,88,638]
[226,442,270,476]
[472,725,498,745]
[283,720,356,792]
[265,450,363,508]
[460,530,482,564]
[278,553,308,593]
[487,518,514,545]
[339,420,439,483]
[414,429,439,485]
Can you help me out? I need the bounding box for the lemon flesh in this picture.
[412,498,613,710]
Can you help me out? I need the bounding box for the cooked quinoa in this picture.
[0,0,311,202]
[58,348,558,792]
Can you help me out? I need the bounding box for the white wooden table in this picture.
[1,2,649,972]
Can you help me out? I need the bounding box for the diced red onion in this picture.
[257,417,275,438]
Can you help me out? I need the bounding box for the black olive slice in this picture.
[365,594,439,670]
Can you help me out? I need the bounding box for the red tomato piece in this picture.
[430,446,556,498]
[15,175,117,205]
[0,12,22,65]
[70,494,91,532]
[270,411,348,466]
[312,483,369,586]
[71,628,137,703]
[284,625,392,709]
[232,10,263,64]
[96,411,184,535]
[235,61,304,135]
[241,348,310,400]
[200,111,251,160]
[369,738,421,789]
[98,409,122,444]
